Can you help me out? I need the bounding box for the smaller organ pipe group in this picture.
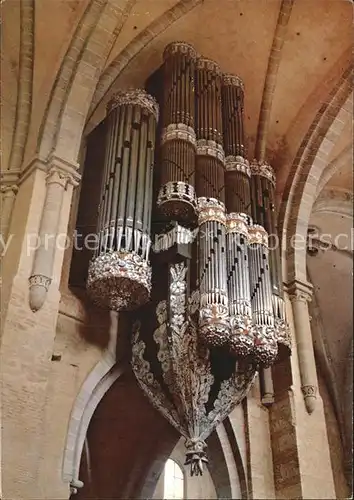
[87,41,290,368]
[87,89,158,311]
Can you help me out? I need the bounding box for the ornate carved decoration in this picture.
[226,212,250,238]
[108,88,159,122]
[153,224,197,253]
[87,252,151,311]
[197,197,226,225]
[28,274,52,292]
[161,123,197,147]
[163,41,197,61]
[250,159,276,186]
[132,262,256,475]
[196,57,222,75]
[0,184,19,195]
[288,288,313,304]
[301,384,317,414]
[196,139,225,164]
[249,224,269,247]
[46,165,80,189]
[225,155,251,176]
[222,73,245,90]
[157,182,197,213]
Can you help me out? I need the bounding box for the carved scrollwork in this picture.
[163,41,197,61]
[196,139,225,163]
[222,73,245,90]
[196,57,222,75]
[108,89,159,122]
[225,155,250,176]
[249,224,269,247]
[131,261,256,475]
[250,159,276,186]
[157,181,197,212]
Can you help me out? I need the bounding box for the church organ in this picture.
[86,41,291,474]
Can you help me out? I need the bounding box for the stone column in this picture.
[244,379,276,499]
[260,367,275,406]
[0,155,80,500]
[288,280,317,414]
[28,155,80,311]
[1,184,18,242]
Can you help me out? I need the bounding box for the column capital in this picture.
[1,184,19,195]
[18,154,81,187]
[45,154,81,188]
[0,170,20,194]
[301,384,317,414]
[285,279,313,303]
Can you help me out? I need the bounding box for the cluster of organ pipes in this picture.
[87,41,291,367]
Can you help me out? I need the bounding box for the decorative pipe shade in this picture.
[87,89,158,311]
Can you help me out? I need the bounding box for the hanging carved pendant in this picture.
[132,259,256,476]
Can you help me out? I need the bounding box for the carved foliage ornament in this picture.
[132,262,256,476]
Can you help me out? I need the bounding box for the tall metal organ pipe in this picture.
[195,57,230,348]
[157,42,198,222]
[250,161,291,360]
[222,74,251,216]
[221,74,254,356]
[248,225,277,366]
[225,213,254,356]
[87,89,158,311]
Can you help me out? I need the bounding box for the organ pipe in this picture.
[248,225,278,366]
[195,57,230,348]
[198,198,230,348]
[157,42,197,222]
[222,73,255,357]
[86,40,291,373]
[222,74,251,216]
[250,160,291,360]
[87,89,158,311]
[226,213,254,356]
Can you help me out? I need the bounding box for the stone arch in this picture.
[62,354,128,490]
[7,0,34,173]
[140,428,235,500]
[315,144,352,198]
[36,0,135,163]
[64,355,245,499]
[87,0,202,121]
[35,0,201,167]
[279,73,352,283]
[312,188,353,220]
[72,369,181,499]
[224,416,248,499]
